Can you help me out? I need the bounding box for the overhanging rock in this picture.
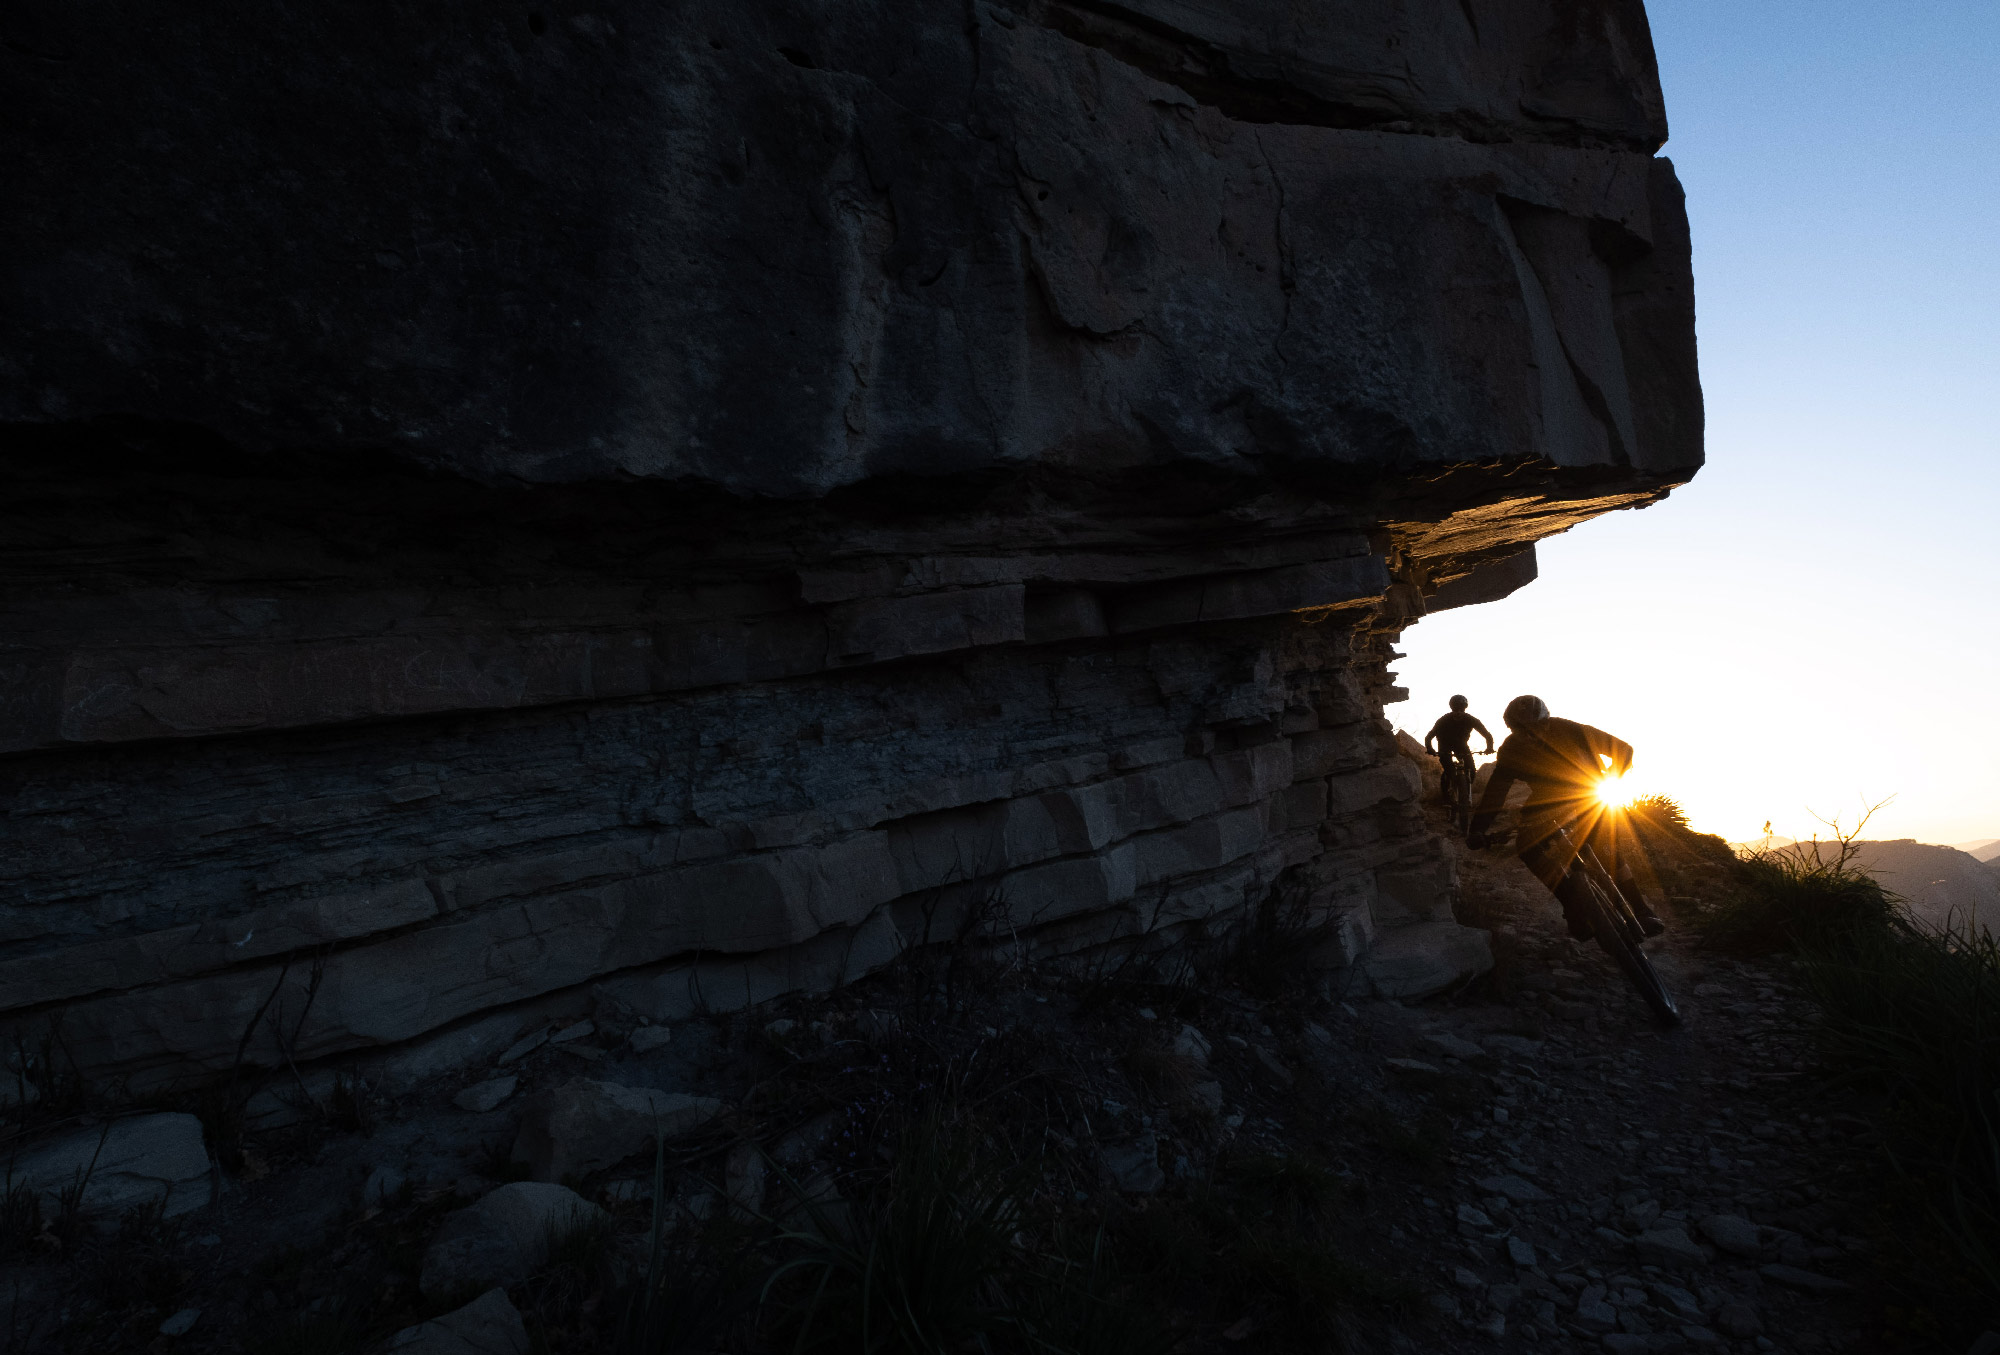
[0,0,1699,1090]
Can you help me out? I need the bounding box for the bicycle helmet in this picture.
[1449,695,1468,710]
[1502,694,1550,729]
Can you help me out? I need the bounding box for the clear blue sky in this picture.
[1399,0,2000,846]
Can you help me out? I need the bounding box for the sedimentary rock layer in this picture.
[0,0,1700,1092]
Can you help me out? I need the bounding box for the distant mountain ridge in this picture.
[1769,838,1999,934]
[1952,838,2000,864]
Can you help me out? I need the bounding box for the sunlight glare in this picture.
[1596,776,1635,811]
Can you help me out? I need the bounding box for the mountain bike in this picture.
[1437,750,1483,832]
[1491,825,1680,1027]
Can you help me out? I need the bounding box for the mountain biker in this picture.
[1466,695,1665,939]
[1424,695,1494,790]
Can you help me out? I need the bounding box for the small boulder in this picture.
[1713,1300,1762,1338]
[10,1113,211,1220]
[549,1020,595,1045]
[158,1308,200,1337]
[629,1025,674,1054]
[1505,1236,1537,1268]
[510,1078,724,1181]
[1573,1286,1617,1332]
[454,1078,519,1113]
[1474,1175,1551,1205]
[1682,1325,1725,1348]
[420,1183,606,1297]
[390,1287,531,1354]
[1420,1031,1487,1063]
[1649,1282,1703,1320]
[1697,1213,1760,1258]
[1635,1226,1707,1269]
[1101,1133,1164,1194]
[1171,1024,1211,1065]
[362,1164,409,1208]
[1384,1057,1440,1076]
[1757,1263,1845,1295]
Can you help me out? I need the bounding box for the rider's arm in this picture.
[1581,725,1634,776]
[1423,718,1440,754]
[1470,717,1494,752]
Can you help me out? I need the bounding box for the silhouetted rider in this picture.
[1424,695,1493,787]
[1467,694,1665,939]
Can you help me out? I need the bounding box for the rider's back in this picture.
[1492,716,1617,818]
[1429,711,1480,750]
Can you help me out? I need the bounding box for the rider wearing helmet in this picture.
[1467,695,1665,939]
[1424,695,1494,790]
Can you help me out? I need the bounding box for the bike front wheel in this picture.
[1583,878,1680,1027]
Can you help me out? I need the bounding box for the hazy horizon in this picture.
[1400,0,1999,848]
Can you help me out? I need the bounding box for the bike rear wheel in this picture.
[1582,877,1680,1026]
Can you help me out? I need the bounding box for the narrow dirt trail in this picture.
[1341,834,1883,1353]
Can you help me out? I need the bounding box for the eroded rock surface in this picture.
[0,0,1700,1098]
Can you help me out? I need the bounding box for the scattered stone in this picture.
[497,1028,550,1066]
[1457,1203,1495,1232]
[629,1025,674,1054]
[1601,1336,1653,1354]
[1776,1234,1812,1266]
[1476,1313,1506,1339]
[1683,1326,1725,1348]
[1481,1035,1545,1061]
[454,1077,519,1113]
[9,1113,211,1219]
[1475,1175,1551,1204]
[1254,1047,1295,1086]
[1635,1226,1707,1269]
[1454,1266,1483,1289]
[1697,1213,1759,1258]
[1384,1057,1440,1076]
[510,1079,725,1181]
[1650,1282,1703,1320]
[1102,1133,1164,1194]
[420,1183,606,1296]
[1422,1031,1487,1062]
[1714,1300,1762,1338]
[363,1164,408,1207]
[390,1287,531,1354]
[1189,1081,1225,1116]
[550,1020,595,1044]
[1506,1236,1538,1268]
[1622,1199,1661,1231]
[764,1018,798,1040]
[158,1308,200,1337]
[1487,1283,1521,1314]
[1574,1286,1617,1332]
[1425,1293,1462,1321]
[1757,1263,1846,1294]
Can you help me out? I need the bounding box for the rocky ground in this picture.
[0,804,1934,1354]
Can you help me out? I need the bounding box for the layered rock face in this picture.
[0,0,1700,1092]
